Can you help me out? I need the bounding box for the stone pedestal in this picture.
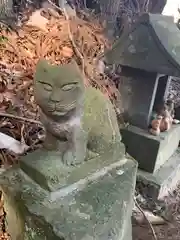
[121,124,180,173]
[121,124,180,200]
[0,149,137,240]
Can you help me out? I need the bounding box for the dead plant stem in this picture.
[0,112,42,125]
[134,196,158,240]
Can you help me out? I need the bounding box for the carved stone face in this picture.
[34,59,84,118]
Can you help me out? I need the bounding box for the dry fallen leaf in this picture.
[26,9,49,31]
[61,46,73,58]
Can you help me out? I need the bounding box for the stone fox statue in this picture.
[34,59,124,165]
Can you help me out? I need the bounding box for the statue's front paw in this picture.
[63,150,74,166]
[63,150,83,166]
[86,150,99,160]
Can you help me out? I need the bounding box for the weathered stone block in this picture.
[137,148,180,200]
[121,124,180,173]
[0,149,137,240]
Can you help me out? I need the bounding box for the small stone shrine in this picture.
[105,13,180,199]
[0,60,137,240]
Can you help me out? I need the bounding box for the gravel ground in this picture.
[133,222,180,240]
[133,185,180,240]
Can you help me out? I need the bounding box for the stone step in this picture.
[136,147,180,200]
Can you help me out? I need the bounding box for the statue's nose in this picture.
[49,91,61,102]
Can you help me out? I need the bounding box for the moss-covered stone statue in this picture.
[0,58,137,240]
[34,59,124,165]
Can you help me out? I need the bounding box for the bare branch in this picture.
[0,112,42,125]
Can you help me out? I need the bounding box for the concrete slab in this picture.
[121,124,180,173]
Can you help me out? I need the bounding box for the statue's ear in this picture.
[36,59,49,73]
[68,59,80,71]
[68,58,77,65]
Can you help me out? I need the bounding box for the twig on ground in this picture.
[134,196,158,240]
[20,124,26,144]
[47,0,88,85]
[0,112,42,125]
[83,0,87,9]
[144,0,150,12]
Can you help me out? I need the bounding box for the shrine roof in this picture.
[105,13,180,77]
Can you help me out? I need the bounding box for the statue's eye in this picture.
[41,83,52,91]
[61,83,77,91]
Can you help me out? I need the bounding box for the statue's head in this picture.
[34,59,85,118]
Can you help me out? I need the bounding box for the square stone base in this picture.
[121,125,180,173]
[0,149,137,240]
